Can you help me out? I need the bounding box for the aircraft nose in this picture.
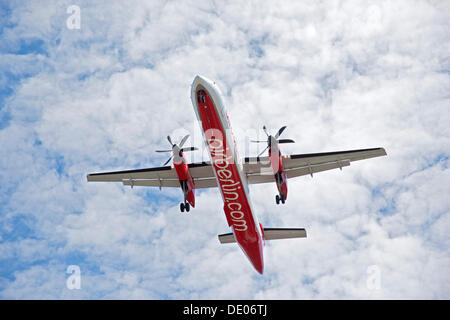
[193,75,214,87]
[194,75,205,82]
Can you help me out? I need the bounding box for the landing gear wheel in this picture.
[180,202,185,213]
[185,202,190,212]
[275,195,280,205]
[280,194,285,204]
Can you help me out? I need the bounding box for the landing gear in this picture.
[180,202,190,213]
[179,180,191,213]
[275,194,285,205]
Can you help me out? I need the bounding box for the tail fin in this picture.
[218,228,307,244]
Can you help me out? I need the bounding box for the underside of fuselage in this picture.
[190,75,264,274]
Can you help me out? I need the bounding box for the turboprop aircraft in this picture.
[87,75,387,274]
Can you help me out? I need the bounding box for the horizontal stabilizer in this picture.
[218,228,307,244]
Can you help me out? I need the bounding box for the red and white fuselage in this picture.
[191,75,264,274]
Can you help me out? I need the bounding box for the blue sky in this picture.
[0,0,449,299]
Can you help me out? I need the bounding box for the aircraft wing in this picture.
[87,161,218,189]
[88,147,386,188]
[243,147,387,184]
[219,228,307,244]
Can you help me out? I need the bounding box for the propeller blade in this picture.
[162,155,173,166]
[250,140,266,143]
[167,135,173,146]
[274,126,287,139]
[155,149,172,153]
[180,147,198,152]
[179,134,190,148]
[277,139,295,144]
[257,145,269,158]
[262,125,269,137]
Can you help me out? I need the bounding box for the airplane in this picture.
[87,75,387,274]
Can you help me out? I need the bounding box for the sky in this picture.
[0,0,449,299]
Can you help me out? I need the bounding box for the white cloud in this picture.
[0,0,448,299]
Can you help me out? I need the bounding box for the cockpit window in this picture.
[197,90,206,103]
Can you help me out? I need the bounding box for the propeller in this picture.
[274,126,286,139]
[251,125,295,157]
[155,134,198,166]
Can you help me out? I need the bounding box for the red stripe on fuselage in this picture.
[194,85,264,274]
